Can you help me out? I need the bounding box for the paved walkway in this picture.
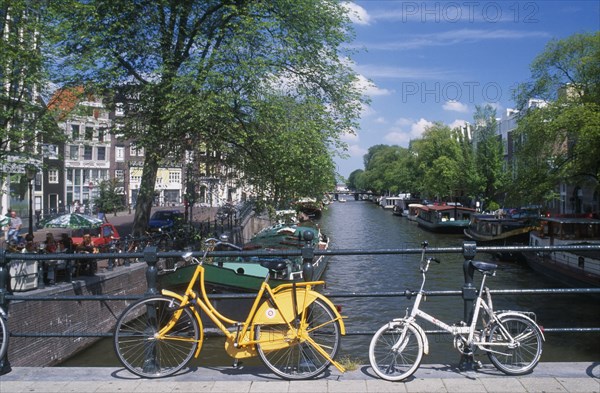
[0,362,598,392]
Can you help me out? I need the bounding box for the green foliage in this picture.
[94,179,125,216]
[473,105,507,207]
[50,0,364,234]
[1,1,63,180]
[509,32,600,206]
[346,169,363,191]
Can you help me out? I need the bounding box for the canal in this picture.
[62,199,600,367]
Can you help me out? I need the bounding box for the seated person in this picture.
[44,233,59,285]
[76,234,98,275]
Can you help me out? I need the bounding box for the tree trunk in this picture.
[131,153,160,237]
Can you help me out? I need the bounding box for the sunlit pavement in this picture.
[0,362,598,393]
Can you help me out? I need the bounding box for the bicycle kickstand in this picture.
[458,351,482,371]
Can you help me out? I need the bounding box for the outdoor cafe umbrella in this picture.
[0,215,9,227]
[42,213,103,229]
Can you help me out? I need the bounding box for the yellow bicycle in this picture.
[113,237,346,379]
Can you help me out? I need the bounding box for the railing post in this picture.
[460,240,478,371]
[37,254,45,289]
[0,248,12,375]
[143,246,159,295]
[301,230,315,281]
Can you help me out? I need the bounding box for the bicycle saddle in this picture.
[470,260,497,274]
[259,259,289,272]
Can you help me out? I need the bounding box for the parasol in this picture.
[42,213,103,229]
[0,216,10,227]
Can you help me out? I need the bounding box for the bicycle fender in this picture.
[494,311,545,341]
[160,290,205,357]
[254,289,346,335]
[393,318,429,355]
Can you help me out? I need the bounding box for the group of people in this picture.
[17,230,99,286]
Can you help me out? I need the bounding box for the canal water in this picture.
[62,199,600,367]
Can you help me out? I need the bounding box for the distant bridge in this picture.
[327,191,376,201]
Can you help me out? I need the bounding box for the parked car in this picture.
[148,210,184,232]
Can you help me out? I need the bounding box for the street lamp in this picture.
[25,164,37,238]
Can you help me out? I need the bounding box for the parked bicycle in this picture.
[369,241,544,381]
[0,306,8,361]
[113,236,346,379]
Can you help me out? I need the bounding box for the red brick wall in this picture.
[6,264,147,366]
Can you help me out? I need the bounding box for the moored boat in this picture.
[407,203,424,222]
[416,203,476,233]
[293,198,324,219]
[524,216,600,288]
[464,209,541,245]
[159,220,330,292]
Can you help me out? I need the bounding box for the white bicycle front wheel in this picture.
[369,321,424,381]
[487,315,543,375]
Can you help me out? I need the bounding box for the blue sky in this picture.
[335,0,600,179]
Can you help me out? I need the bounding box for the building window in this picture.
[83,146,93,160]
[69,145,79,160]
[115,146,124,162]
[129,144,144,157]
[48,169,59,183]
[98,127,105,142]
[169,171,181,183]
[115,169,124,179]
[85,126,94,140]
[43,144,59,159]
[71,124,80,140]
[97,146,106,161]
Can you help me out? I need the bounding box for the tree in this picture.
[51,0,363,235]
[472,105,506,209]
[1,1,60,200]
[511,32,600,206]
[411,123,463,201]
[94,178,125,217]
[358,145,411,195]
[346,169,363,191]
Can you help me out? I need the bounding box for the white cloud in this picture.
[374,116,387,124]
[342,2,371,25]
[356,64,453,80]
[347,144,368,157]
[448,119,469,129]
[353,29,551,51]
[443,100,469,113]
[341,130,359,142]
[394,117,414,127]
[385,118,433,146]
[355,74,393,96]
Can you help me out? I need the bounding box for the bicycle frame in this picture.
[396,258,543,357]
[156,253,346,371]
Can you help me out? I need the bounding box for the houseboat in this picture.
[464,211,541,245]
[381,193,420,214]
[407,203,425,222]
[159,220,330,292]
[524,216,600,288]
[416,203,476,233]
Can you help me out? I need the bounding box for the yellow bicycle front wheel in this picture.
[255,298,341,379]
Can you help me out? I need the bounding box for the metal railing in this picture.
[0,241,599,370]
